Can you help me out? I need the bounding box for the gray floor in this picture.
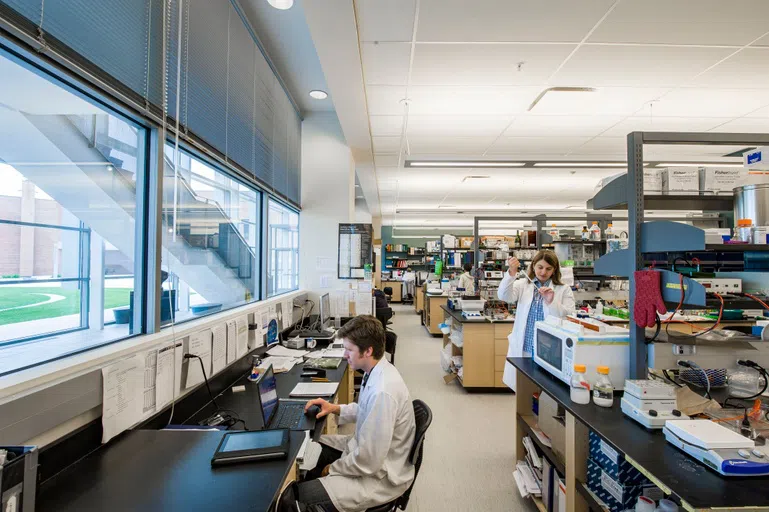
[385,303,532,512]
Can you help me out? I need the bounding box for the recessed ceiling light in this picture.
[267,0,293,9]
[437,205,457,208]
[461,175,491,182]
[533,162,626,168]
[407,161,524,168]
[656,162,744,168]
[309,90,328,100]
[528,87,597,112]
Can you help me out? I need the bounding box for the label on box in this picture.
[601,470,623,503]
[600,439,619,464]
[665,168,699,191]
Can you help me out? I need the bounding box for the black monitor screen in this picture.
[321,293,331,325]
[258,366,278,423]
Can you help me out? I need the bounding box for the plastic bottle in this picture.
[570,364,591,404]
[655,499,679,512]
[593,366,614,407]
[581,226,589,240]
[736,218,754,242]
[549,224,559,241]
[605,223,615,239]
[595,299,604,315]
[635,496,655,512]
[590,221,602,241]
[515,233,522,248]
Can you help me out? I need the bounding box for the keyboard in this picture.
[271,403,306,429]
[292,329,334,338]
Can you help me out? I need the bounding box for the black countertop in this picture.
[508,357,769,510]
[440,305,514,324]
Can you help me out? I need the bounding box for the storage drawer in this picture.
[495,371,505,387]
[494,323,511,339]
[495,354,507,372]
[495,336,508,356]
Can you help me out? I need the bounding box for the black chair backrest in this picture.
[397,399,432,509]
[383,286,393,296]
[375,307,394,329]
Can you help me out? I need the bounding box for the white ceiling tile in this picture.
[372,136,403,153]
[361,43,411,85]
[504,115,622,137]
[370,115,404,137]
[407,86,539,115]
[644,143,748,160]
[529,87,667,116]
[588,0,769,45]
[694,48,769,89]
[374,154,400,167]
[355,0,416,42]
[747,106,769,118]
[417,0,615,42]
[552,46,734,87]
[410,44,576,86]
[569,137,627,157]
[485,136,591,155]
[407,136,497,155]
[602,116,728,137]
[707,117,769,133]
[755,34,769,47]
[365,85,407,115]
[406,115,512,137]
[652,89,769,117]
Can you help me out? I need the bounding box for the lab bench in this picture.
[441,306,514,389]
[422,291,448,336]
[508,357,769,512]
[414,284,425,314]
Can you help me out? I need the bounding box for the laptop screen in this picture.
[258,365,279,424]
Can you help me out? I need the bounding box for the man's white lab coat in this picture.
[319,358,416,512]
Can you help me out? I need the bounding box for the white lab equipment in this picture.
[620,380,688,429]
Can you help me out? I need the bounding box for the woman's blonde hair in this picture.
[527,250,563,285]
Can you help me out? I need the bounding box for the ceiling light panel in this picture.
[409,44,576,86]
[361,42,411,85]
[587,0,769,46]
[529,87,667,116]
[504,115,622,137]
[552,45,735,88]
[355,0,416,42]
[416,0,616,42]
[651,88,769,118]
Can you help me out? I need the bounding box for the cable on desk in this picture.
[184,354,247,430]
[662,369,682,387]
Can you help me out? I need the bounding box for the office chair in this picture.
[375,307,394,328]
[384,330,397,366]
[383,286,393,303]
[366,400,433,512]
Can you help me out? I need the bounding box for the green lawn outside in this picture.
[0,287,132,326]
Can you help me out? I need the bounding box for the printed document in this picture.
[102,355,143,443]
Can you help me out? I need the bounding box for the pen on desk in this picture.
[311,378,330,382]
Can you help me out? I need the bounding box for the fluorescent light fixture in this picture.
[437,205,457,208]
[528,87,597,112]
[407,161,525,168]
[657,162,744,168]
[309,90,328,100]
[462,175,491,182]
[533,162,626,168]
[267,0,293,9]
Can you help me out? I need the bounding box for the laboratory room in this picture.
[2,1,769,512]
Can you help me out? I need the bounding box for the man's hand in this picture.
[304,398,340,418]
[507,256,520,277]
[321,464,331,477]
[539,286,555,305]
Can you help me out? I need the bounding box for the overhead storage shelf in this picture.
[587,174,734,211]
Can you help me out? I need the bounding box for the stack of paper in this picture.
[259,356,299,373]
[322,347,345,358]
[290,382,339,397]
[514,460,541,498]
[268,345,310,358]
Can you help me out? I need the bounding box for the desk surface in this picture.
[441,305,514,324]
[38,358,349,512]
[37,429,304,512]
[509,357,769,510]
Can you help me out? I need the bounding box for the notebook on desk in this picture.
[289,382,339,397]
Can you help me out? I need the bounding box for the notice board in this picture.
[338,223,373,279]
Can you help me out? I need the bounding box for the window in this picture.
[0,50,146,374]
[161,144,260,324]
[267,200,299,297]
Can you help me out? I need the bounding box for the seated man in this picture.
[372,288,388,310]
[278,315,416,512]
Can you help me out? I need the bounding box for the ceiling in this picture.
[302,0,769,227]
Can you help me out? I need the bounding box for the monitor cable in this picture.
[184,353,247,430]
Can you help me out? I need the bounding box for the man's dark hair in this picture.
[463,263,472,272]
[336,315,385,360]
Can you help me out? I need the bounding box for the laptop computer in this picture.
[256,365,316,431]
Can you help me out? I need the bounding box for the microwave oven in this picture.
[533,317,630,390]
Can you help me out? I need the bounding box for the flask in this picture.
[593,366,614,407]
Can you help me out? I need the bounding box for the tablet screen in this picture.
[221,431,285,453]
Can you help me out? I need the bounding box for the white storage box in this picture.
[643,168,663,193]
[699,167,744,194]
[662,167,699,193]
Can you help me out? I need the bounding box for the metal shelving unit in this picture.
[589,131,769,378]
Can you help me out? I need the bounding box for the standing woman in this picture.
[497,250,575,391]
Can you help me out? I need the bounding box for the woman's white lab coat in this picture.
[497,272,575,391]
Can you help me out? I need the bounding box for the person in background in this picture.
[373,287,388,310]
[497,250,575,391]
[457,263,475,295]
[278,315,416,512]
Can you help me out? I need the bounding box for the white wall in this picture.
[299,112,355,300]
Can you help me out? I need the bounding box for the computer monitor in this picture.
[320,293,331,328]
[257,365,279,425]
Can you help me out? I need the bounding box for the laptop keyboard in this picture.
[272,403,306,429]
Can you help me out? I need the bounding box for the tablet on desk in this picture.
[211,429,289,466]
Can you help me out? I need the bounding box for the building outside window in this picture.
[267,199,299,297]
[161,145,261,324]
[0,50,146,374]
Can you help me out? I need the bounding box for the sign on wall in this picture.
[338,223,373,279]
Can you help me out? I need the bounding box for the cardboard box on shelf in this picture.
[662,167,699,193]
[588,431,647,485]
[587,459,661,512]
[699,167,744,194]
[459,237,474,249]
[643,168,663,193]
[538,392,566,465]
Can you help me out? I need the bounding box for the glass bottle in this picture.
[581,226,589,241]
[592,366,614,407]
[570,364,591,404]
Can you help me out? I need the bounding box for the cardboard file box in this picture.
[662,167,699,193]
[699,167,743,194]
[587,459,658,512]
[588,431,647,485]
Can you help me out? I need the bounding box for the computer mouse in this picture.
[305,404,321,418]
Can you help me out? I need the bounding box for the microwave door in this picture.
[535,328,565,377]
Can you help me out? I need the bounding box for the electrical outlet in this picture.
[672,344,696,356]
